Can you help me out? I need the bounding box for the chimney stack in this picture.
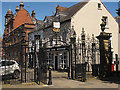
[31,10,35,18]
[15,6,19,14]
[19,1,24,10]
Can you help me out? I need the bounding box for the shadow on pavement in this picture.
[99,76,120,84]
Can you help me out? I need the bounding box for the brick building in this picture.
[0,37,2,60]
[2,2,36,64]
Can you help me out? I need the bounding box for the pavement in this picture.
[1,71,119,88]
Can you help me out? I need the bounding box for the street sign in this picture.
[53,22,60,28]
[53,22,60,32]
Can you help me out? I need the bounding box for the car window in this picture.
[1,61,15,66]
[2,61,6,66]
[6,61,15,66]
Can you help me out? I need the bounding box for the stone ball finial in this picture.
[7,9,13,14]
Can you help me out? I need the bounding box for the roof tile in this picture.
[13,9,34,30]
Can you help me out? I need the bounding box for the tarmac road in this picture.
[1,71,119,88]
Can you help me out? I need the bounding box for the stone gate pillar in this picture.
[96,17,112,77]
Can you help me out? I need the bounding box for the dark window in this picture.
[98,3,101,9]
[102,16,108,25]
[1,61,15,66]
[6,61,15,66]
[2,61,6,66]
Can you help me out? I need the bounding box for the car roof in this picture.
[0,60,17,62]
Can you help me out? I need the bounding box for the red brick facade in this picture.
[2,2,36,63]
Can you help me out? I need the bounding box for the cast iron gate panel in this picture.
[75,64,86,82]
[36,46,47,84]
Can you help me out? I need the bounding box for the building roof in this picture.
[37,20,44,29]
[115,16,120,33]
[115,16,120,19]
[13,9,34,30]
[44,15,55,21]
[29,1,88,34]
[56,5,68,11]
[61,2,88,21]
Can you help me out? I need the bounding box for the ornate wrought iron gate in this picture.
[68,29,100,81]
[33,36,47,84]
[34,46,47,84]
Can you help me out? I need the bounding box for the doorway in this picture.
[55,56,58,70]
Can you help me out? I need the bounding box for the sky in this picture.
[0,1,119,38]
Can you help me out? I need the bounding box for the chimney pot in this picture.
[16,6,19,11]
[16,6,19,15]
[31,10,35,18]
[19,1,24,10]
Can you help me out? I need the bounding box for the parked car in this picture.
[0,60,20,79]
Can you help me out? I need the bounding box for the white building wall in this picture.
[71,1,119,59]
[118,33,120,70]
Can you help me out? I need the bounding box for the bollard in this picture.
[115,54,119,76]
[67,67,70,79]
[48,68,52,85]
[82,63,86,82]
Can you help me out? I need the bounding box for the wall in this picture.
[71,1,119,59]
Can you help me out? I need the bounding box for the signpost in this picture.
[53,22,60,33]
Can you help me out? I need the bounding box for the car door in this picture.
[1,61,8,76]
[1,61,13,76]
[5,61,15,75]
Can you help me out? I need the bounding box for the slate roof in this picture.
[42,1,88,23]
[29,1,89,33]
[37,20,44,29]
[61,2,88,22]
[43,2,88,23]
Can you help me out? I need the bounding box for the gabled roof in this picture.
[13,9,34,30]
[60,2,88,21]
[43,15,55,21]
